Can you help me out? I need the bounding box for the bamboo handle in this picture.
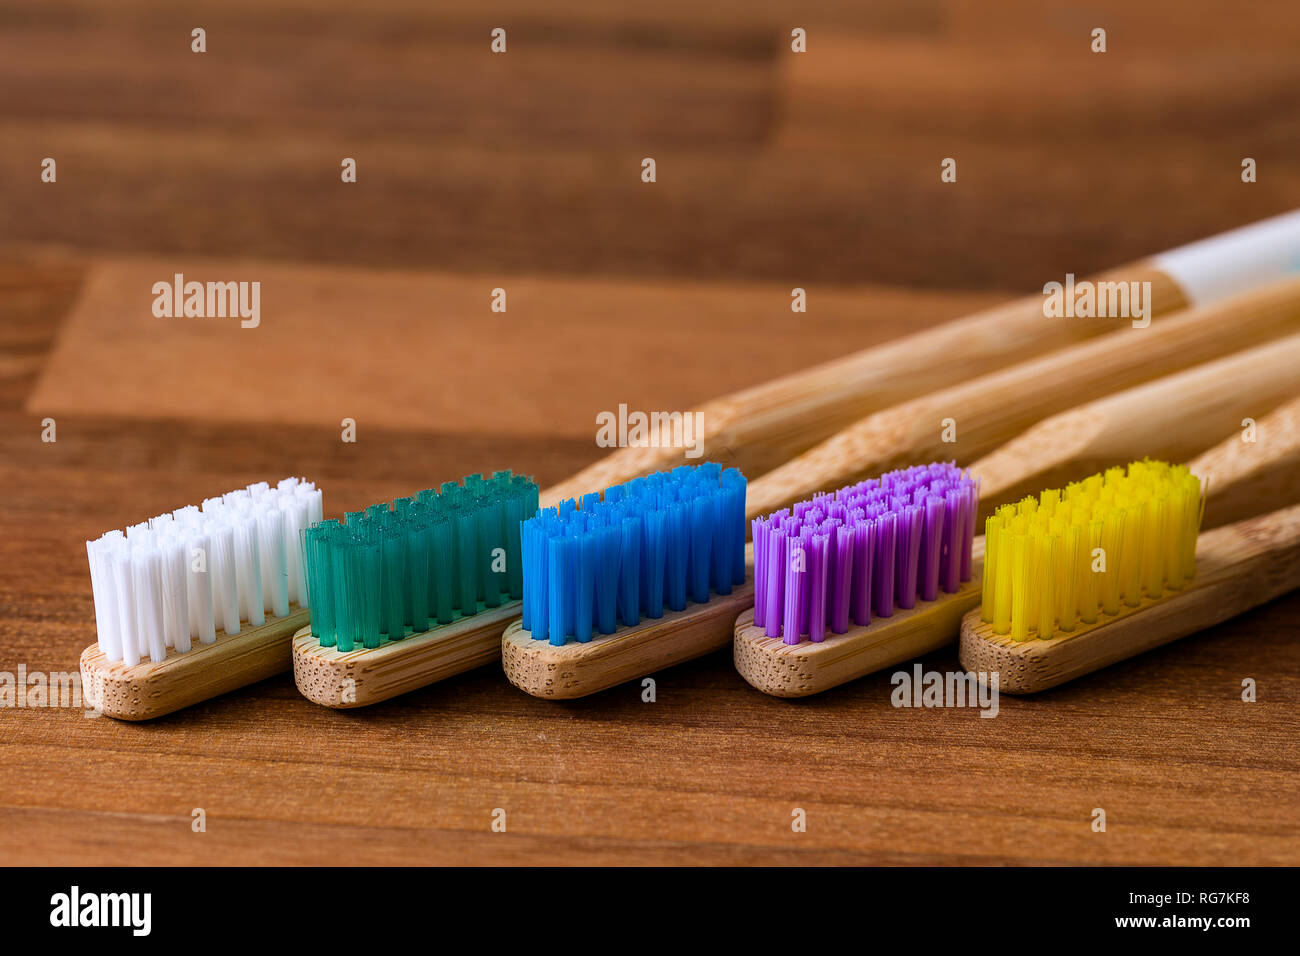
[292,603,521,708]
[745,278,1300,519]
[543,209,1300,506]
[969,334,1300,520]
[539,264,1185,506]
[79,606,310,720]
[1189,394,1300,529]
[958,502,1300,694]
[502,583,755,699]
[734,390,1300,698]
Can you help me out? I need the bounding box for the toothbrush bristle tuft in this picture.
[520,463,747,646]
[85,478,323,666]
[979,458,1203,641]
[751,462,980,645]
[302,471,539,652]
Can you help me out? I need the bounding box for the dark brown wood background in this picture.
[2,0,1298,865]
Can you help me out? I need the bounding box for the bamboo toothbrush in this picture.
[1189,393,1300,529]
[958,474,1300,694]
[734,403,1300,698]
[734,464,984,697]
[545,210,1300,506]
[968,333,1300,519]
[501,463,749,700]
[525,328,1298,702]
[744,277,1300,519]
[79,477,322,720]
[291,471,538,708]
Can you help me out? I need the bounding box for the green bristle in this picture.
[382,534,405,640]
[478,497,504,608]
[407,508,430,632]
[302,472,538,650]
[430,516,454,624]
[394,497,417,627]
[359,541,382,649]
[455,509,478,611]
[304,524,335,645]
[331,528,353,650]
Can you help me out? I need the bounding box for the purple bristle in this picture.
[749,462,980,645]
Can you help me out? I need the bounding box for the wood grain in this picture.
[502,582,754,699]
[26,257,1000,442]
[292,603,521,708]
[969,335,1300,519]
[544,264,1185,505]
[746,280,1300,518]
[1190,395,1300,529]
[733,570,982,698]
[2,0,1299,866]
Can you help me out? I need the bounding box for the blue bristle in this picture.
[595,525,619,634]
[664,501,687,612]
[520,463,746,644]
[688,496,712,603]
[575,534,596,642]
[710,493,730,594]
[643,510,666,619]
[546,537,565,646]
[728,479,746,585]
[618,516,640,627]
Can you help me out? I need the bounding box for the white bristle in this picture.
[259,508,289,618]
[210,525,240,636]
[281,498,307,608]
[85,478,322,664]
[161,540,190,653]
[85,538,122,661]
[110,548,140,666]
[134,548,167,663]
[188,530,216,645]
[234,516,265,628]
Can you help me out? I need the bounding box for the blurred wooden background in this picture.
[1,0,1298,865]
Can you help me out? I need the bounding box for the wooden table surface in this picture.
[2,0,1298,865]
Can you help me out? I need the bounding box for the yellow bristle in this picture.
[991,507,1016,633]
[1120,504,1144,607]
[1144,492,1167,596]
[1037,533,1056,640]
[1010,533,1029,642]
[981,513,1001,623]
[1079,518,1101,625]
[1058,523,1080,632]
[1100,510,1124,614]
[992,460,1203,641]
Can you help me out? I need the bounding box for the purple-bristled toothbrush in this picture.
[749,463,980,646]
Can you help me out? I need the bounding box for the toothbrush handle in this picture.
[1189,395,1300,529]
[958,502,1300,694]
[969,338,1300,521]
[746,279,1300,519]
